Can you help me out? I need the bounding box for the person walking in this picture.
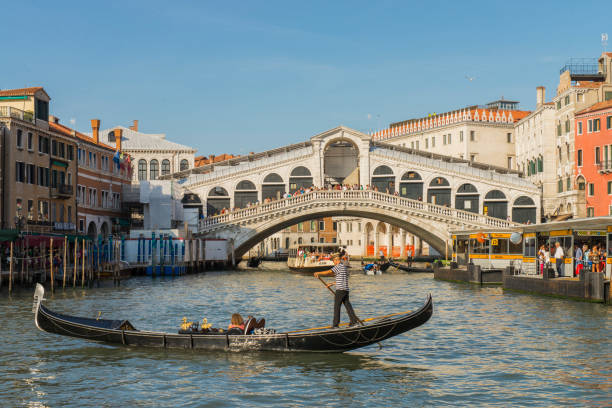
[554,242,564,277]
[314,255,359,328]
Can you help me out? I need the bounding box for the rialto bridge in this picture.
[168,126,540,258]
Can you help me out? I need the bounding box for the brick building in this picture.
[49,118,131,238]
[574,100,612,217]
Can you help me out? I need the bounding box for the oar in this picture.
[317,276,365,326]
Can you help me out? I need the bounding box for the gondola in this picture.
[390,261,433,273]
[246,257,262,268]
[32,284,433,353]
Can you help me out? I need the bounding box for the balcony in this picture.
[0,106,35,124]
[51,183,73,198]
[560,58,605,81]
[598,160,612,174]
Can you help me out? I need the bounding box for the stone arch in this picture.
[576,174,586,192]
[234,180,258,209]
[427,176,451,206]
[371,165,395,193]
[229,207,448,260]
[455,183,479,213]
[484,189,508,220]
[180,159,189,171]
[207,186,230,216]
[100,221,109,239]
[399,171,423,200]
[323,138,359,185]
[87,221,97,240]
[289,166,313,193]
[376,222,388,257]
[262,172,285,201]
[512,195,537,224]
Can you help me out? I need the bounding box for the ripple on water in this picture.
[0,269,610,407]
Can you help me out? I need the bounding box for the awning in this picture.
[0,229,19,242]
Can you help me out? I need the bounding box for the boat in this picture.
[287,243,343,273]
[32,284,433,353]
[246,257,262,268]
[390,261,434,273]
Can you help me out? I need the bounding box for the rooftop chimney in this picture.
[49,115,60,124]
[114,128,122,151]
[91,119,100,143]
[536,86,545,107]
[130,120,139,132]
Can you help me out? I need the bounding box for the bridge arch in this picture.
[427,177,451,206]
[484,189,508,220]
[207,186,230,216]
[512,196,537,224]
[234,180,258,209]
[371,165,395,193]
[262,172,285,201]
[399,171,423,200]
[455,183,479,213]
[289,166,313,193]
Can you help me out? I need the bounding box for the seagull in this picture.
[465,75,476,82]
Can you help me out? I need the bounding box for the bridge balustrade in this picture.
[198,190,518,232]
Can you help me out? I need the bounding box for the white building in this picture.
[514,87,557,219]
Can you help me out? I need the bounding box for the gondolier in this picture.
[314,255,359,328]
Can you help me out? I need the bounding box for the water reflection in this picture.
[1,269,610,407]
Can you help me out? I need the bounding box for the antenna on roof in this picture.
[602,33,608,52]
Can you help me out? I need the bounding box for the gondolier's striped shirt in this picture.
[332,263,350,291]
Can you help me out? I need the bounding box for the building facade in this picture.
[514,87,558,219]
[49,118,132,239]
[574,100,612,217]
[0,87,77,235]
[370,100,531,169]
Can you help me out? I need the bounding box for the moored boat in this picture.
[32,284,432,353]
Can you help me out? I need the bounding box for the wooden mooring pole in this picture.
[63,236,67,289]
[9,241,14,294]
[81,239,86,288]
[50,238,54,294]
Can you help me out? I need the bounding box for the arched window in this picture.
[207,187,230,216]
[150,159,159,180]
[427,177,451,206]
[235,180,258,209]
[262,173,285,200]
[399,171,423,199]
[512,196,536,224]
[138,159,147,181]
[289,167,313,193]
[180,159,189,171]
[484,190,508,219]
[371,165,395,193]
[161,159,171,175]
[455,183,479,213]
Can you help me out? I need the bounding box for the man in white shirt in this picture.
[554,242,564,277]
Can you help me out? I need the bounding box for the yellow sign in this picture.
[469,233,489,239]
[491,254,522,260]
[575,230,605,236]
[550,229,572,237]
[522,257,536,263]
[491,233,511,238]
[608,226,612,232]
[524,232,536,238]
[492,239,499,246]
[469,254,489,259]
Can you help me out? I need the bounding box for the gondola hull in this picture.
[33,284,432,353]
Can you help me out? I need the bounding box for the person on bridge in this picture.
[314,255,359,328]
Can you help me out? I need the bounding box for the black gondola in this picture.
[379,262,391,272]
[246,257,262,268]
[390,261,433,273]
[32,284,432,353]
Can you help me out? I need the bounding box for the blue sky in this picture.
[2,1,611,156]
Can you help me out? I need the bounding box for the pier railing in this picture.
[199,190,518,232]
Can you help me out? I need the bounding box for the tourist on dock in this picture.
[538,245,546,274]
[228,313,245,331]
[314,255,359,328]
[591,245,601,273]
[553,242,564,277]
[574,244,583,277]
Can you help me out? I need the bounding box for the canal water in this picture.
[1,266,610,407]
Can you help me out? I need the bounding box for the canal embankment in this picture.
[434,264,610,304]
